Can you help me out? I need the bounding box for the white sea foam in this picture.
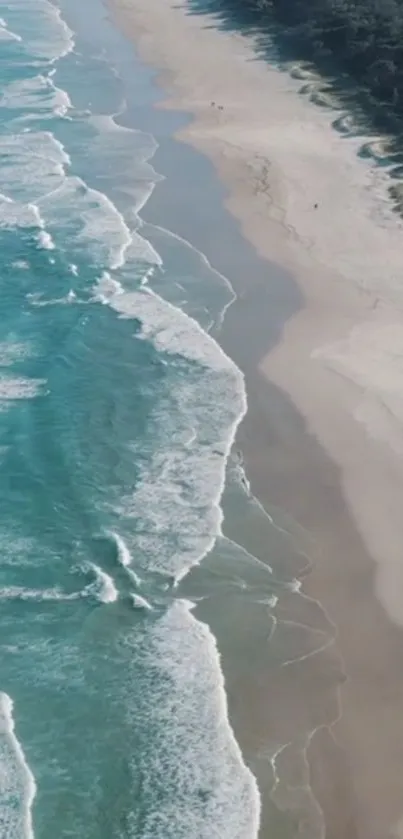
[0,692,36,839]
[38,177,135,270]
[90,114,159,168]
[128,599,260,838]
[111,286,240,372]
[26,290,77,307]
[11,260,30,270]
[121,231,162,267]
[86,563,118,604]
[231,453,252,496]
[0,569,118,605]
[108,285,246,579]
[0,132,69,205]
[109,530,131,567]
[45,73,72,117]
[92,271,124,304]
[36,229,55,250]
[0,585,78,602]
[90,114,158,165]
[0,102,158,276]
[88,113,162,214]
[107,530,142,587]
[0,376,45,403]
[92,183,259,839]
[80,190,131,270]
[4,0,74,62]
[0,195,42,230]
[131,593,152,610]
[0,8,255,832]
[0,16,21,42]
[0,341,32,367]
[81,114,162,264]
[126,568,143,588]
[0,73,71,119]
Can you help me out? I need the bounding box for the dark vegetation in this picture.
[187,0,403,137]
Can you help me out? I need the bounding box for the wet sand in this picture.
[107,1,403,837]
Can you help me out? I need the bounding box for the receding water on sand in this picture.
[179,454,339,839]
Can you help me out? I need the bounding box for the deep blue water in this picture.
[0,1,264,837]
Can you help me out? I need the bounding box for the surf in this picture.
[0,1,262,837]
[0,693,36,839]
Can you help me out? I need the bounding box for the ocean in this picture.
[0,1,331,837]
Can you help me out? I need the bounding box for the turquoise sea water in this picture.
[0,1,263,836]
[0,2,332,837]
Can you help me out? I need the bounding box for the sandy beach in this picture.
[107,1,403,837]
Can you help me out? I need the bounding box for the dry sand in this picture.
[107,1,403,837]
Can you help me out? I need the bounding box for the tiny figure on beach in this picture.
[314,202,318,209]
[211,101,215,107]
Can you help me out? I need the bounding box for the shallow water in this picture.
[0,1,335,837]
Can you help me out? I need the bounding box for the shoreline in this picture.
[107,2,403,838]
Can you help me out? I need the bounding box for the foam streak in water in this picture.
[86,563,118,604]
[0,586,77,602]
[106,285,247,580]
[0,576,116,604]
[131,593,152,610]
[131,599,260,838]
[0,73,72,119]
[36,229,54,250]
[109,530,131,567]
[107,530,142,587]
[3,0,75,62]
[0,16,21,42]
[0,693,36,839]
[0,376,46,405]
